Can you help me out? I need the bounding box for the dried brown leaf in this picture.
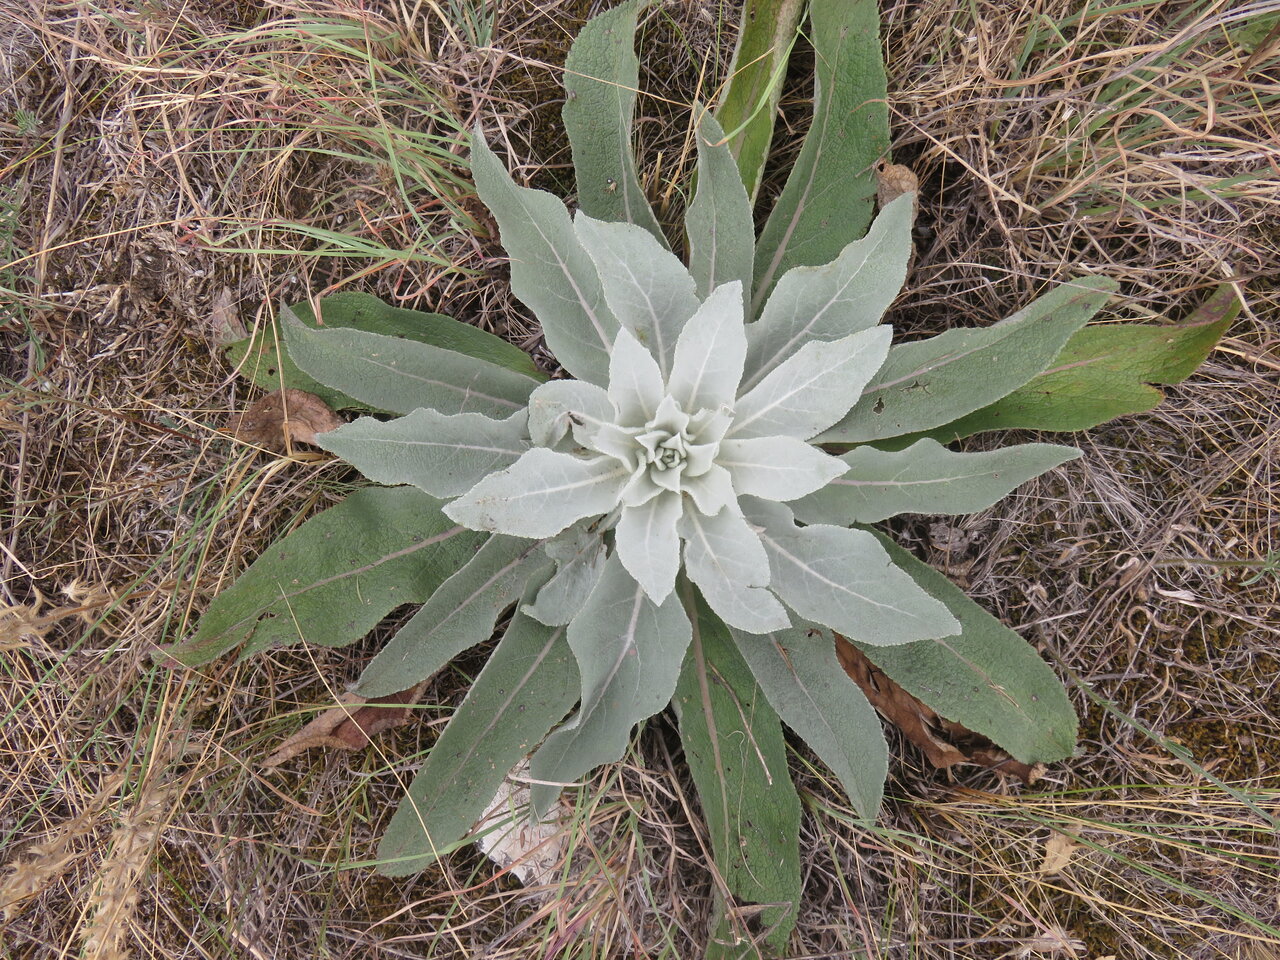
[262,684,426,768]
[1038,830,1084,876]
[229,388,343,450]
[835,635,1041,782]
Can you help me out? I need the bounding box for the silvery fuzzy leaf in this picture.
[282,308,536,418]
[731,626,887,819]
[729,326,892,441]
[717,436,848,502]
[317,409,530,498]
[681,508,789,634]
[524,525,608,627]
[615,490,682,604]
[445,449,629,539]
[742,193,913,393]
[356,535,552,697]
[686,110,754,309]
[792,438,1082,525]
[682,463,738,518]
[608,327,665,427]
[666,282,748,413]
[574,212,699,378]
[818,276,1117,444]
[527,379,613,449]
[469,131,618,386]
[743,498,959,645]
[529,553,692,815]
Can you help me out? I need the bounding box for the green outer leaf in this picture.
[713,0,804,203]
[355,535,552,697]
[792,439,1080,524]
[742,192,913,391]
[317,409,530,498]
[672,591,801,954]
[914,283,1239,440]
[731,626,886,819]
[562,0,665,245]
[752,0,889,312]
[225,291,543,411]
[687,109,756,308]
[470,132,619,385]
[376,603,578,877]
[818,276,1116,444]
[163,486,481,666]
[861,531,1077,762]
[282,308,537,418]
[529,553,692,815]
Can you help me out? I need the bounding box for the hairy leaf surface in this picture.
[562,0,664,243]
[860,532,1077,761]
[819,277,1116,444]
[444,448,629,540]
[227,291,542,410]
[713,0,803,203]
[529,554,691,814]
[356,535,552,697]
[470,133,619,385]
[743,193,913,391]
[752,0,889,311]
[917,284,1238,439]
[318,409,530,498]
[575,213,697,377]
[793,439,1080,524]
[746,499,959,645]
[732,626,887,818]
[377,602,578,876]
[729,326,891,440]
[673,595,801,953]
[681,508,789,634]
[687,110,756,307]
[165,487,481,666]
[282,308,536,418]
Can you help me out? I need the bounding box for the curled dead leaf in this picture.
[262,684,425,767]
[834,635,1042,783]
[1039,830,1084,876]
[229,388,344,450]
[876,160,919,216]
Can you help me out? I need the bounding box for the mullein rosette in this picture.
[278,117,1091,875]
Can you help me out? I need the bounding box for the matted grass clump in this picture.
[1,1,1277,958]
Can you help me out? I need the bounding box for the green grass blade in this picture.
[714,0,804,202]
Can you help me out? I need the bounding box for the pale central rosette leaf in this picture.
[444,279,908,633]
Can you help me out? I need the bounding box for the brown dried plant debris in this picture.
[262,684,428,767]
[228,388,344,450]
[835,635,1043,783]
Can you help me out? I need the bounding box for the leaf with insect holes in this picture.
[562,0,665,245]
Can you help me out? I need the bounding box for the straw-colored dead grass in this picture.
[2,0,1277,957]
